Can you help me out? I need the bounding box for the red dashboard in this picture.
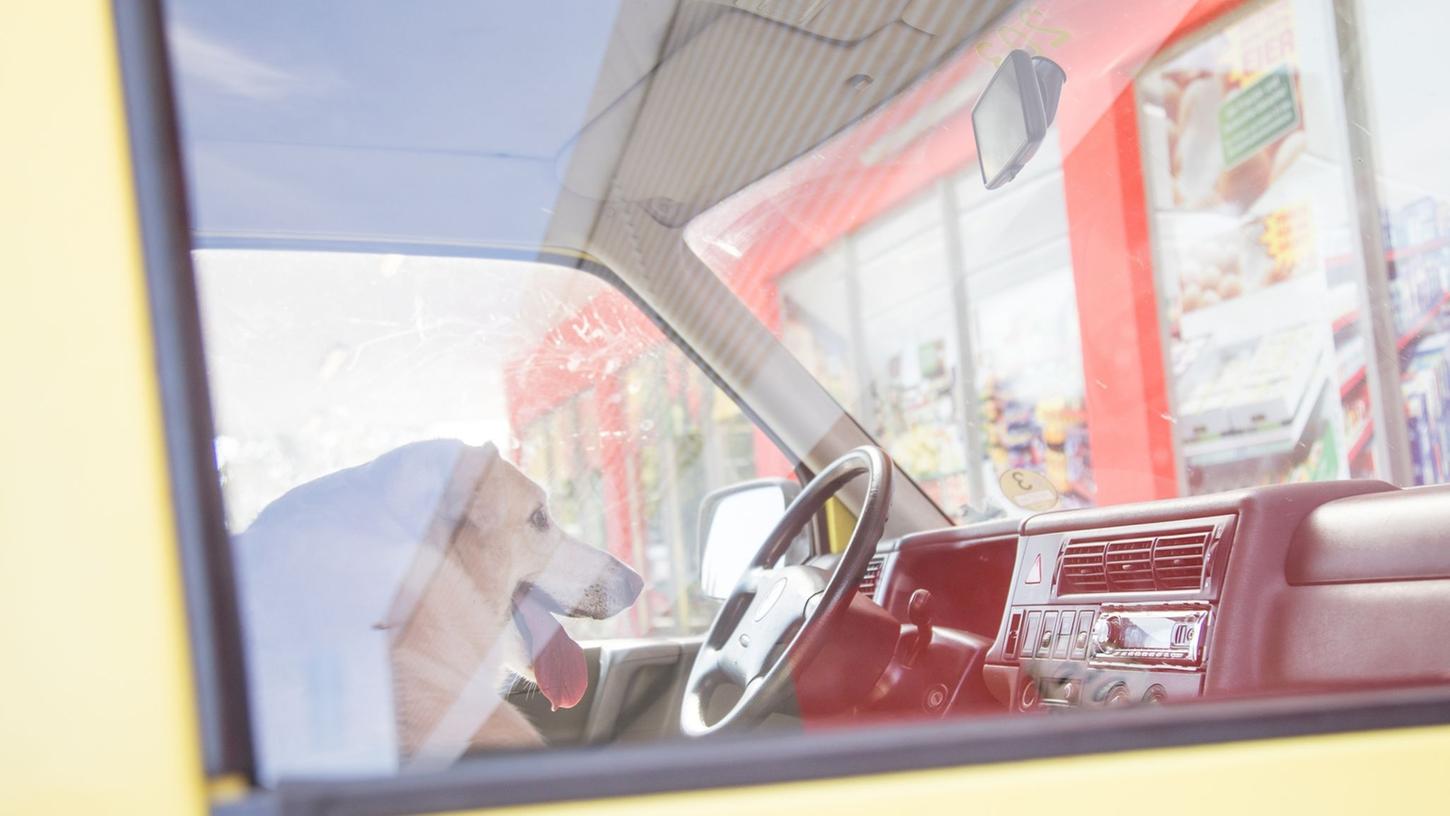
[861,480,1450,717]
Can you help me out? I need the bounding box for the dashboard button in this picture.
[1021,611,1043,661]
[1071,612,1093,659]
[1020,678,1040,711]
[1039,611,1059,657]
[1005,611,1023,658]
[1100,682,1132,707]
[924,683,949,713]
[1054,612,1075,659]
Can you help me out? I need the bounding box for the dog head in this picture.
[388,441,643,715]
[451,442,643,620]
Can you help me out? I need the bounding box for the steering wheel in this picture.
[681,445,893,737]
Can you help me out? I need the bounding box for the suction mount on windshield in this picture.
[972,49,1066,190]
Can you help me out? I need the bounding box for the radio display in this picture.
[1119,616,1187,649]
[1091,605,1209,668]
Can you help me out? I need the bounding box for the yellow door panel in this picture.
[0,3,205,815]
[5,5,1447,816]
[460,724,1450,815]
[823,498,857,553]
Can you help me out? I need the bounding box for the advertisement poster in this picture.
[1138,0,1355,493]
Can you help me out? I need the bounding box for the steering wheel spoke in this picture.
[692,641,724,681]
[736,565,768,595]
[679,446,893,738]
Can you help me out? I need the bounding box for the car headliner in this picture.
[170,0,1008,259]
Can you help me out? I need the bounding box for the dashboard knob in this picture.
[1099,682,1131,707]
[1090,614,1123,655]
[1019,678,1040,711]
[904,589,935,667]
[1105,614,1125,642]
[907,588,934,627]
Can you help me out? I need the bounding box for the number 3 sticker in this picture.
[998,468,1060,511]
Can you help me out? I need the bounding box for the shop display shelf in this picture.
[1340,365,1366,398]
[1179,273,1324,341]
[1387,234,1450,266]
[1335,293,1445,397]
[1183,376,1324,466]
[1347,419,1374,462]
[1396,292,1450,353]
[1324,235,1450,271]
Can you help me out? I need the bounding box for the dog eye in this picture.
[528,506,549,531]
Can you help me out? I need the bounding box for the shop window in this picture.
[1137,0,1369,494]
[1355,1,1450,486]
[952,135,1093,512]
[730,131,1091,521]
[698,0,1450,514]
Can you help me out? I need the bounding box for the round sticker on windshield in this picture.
[998,469,1059,511]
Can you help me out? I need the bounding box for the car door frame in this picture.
[105,1,1450,815]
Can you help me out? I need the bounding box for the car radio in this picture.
[1088,603,1210,670]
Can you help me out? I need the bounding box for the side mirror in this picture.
[972,49,1066,190]
[697,478,802,600]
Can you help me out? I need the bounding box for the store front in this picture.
[501,0,1450,636]
[678,0,1450,515]
[505,289,786,638]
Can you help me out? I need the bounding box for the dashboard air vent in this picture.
[859,555,885,596]
[1056,529,1212,594]
[1057,540,1108,593]
[1151,532,1211,590]
[1105,537,1156,591]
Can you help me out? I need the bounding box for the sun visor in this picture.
[559,1,1000,229]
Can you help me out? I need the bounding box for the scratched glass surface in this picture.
[166,0,1450,786]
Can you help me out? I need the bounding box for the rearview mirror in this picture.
[697,479,801,600]
[972,49,1066,190]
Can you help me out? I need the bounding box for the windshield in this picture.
[170,0,1450,526]
[682,0,1450,520]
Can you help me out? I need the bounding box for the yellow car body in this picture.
[4,4,1450,815]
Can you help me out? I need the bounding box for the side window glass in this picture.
[162,0,1450,802]
[196,250,794,779]
[509,323,774,638]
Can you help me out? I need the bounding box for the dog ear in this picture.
[378,440,499,633]
[454,441,499,507]
[373,440,468,538]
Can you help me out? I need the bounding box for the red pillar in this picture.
[1061,89,1178,504]
[752,431,793,479]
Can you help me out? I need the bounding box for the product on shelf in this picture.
[979,378,1092,506]
[1404,333,1450,485]
[1381,197,1450,485]
[1178,324,1321,444]
[870,340,974,514]
[1383,197,1450,336]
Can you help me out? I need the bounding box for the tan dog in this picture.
[234,439,641,782]
[382,441,643,767]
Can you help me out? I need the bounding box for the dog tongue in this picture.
[514,593,587,711]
